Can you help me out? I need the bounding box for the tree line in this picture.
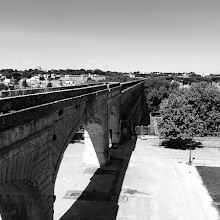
[1,68,220,83]
[143,77,220,142]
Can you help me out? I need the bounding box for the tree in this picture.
[0,81,8,90]
[93,69,103,75]
[39,76,45,81]
[46,81,52,87]
[144,78,178,113]
[158,82,220,139]
[142,77,179,125]
[21,79,29,88]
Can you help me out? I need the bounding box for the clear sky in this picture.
[0,0,220,74]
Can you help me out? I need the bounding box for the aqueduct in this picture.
[0,80,145,219]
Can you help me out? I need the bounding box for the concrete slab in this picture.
[52,137,220,220]
[117,137,220,220]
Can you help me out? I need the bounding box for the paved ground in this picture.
[54,136,220,220]
[117,137,220,220]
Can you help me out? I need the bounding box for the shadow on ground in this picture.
[161,138,203,150]
[60,138,137,220]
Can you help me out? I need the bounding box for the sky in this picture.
[0,0,220,74]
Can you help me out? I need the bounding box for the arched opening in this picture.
[53,126,99,220]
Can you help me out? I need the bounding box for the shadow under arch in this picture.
[60,138,137,220]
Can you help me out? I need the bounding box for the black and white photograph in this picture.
[0,0,220,219]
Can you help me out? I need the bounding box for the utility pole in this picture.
[188,143,195,165]
[188,145,192,165]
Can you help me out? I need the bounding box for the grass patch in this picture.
[197,166,220,213]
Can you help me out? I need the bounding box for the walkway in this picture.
[54,137,220,220]
[117,137,220,220]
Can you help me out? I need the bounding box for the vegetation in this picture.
[144,78,179,113]
[142,77,179,125]
[197,166,220,210]
[1,68,219,84]
[158,82,220,139]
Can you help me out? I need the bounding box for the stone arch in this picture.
[0,182,42,220]
[52,102,87,181]
[0,140,56,220]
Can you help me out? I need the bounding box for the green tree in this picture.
[46,81,52,87]
[144,78,178,113]
[21,79,29,88]
[159,82,220,139]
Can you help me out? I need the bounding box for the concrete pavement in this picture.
[117,137,220,220]
[54,137,220,220]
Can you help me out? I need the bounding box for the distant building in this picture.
[212,81,220,90]
[43,74,50,80]
[3,78,10,85]
[59,74,106,84]
[90,75,106,81]
[54,79,74,86]
[129,72,135,78]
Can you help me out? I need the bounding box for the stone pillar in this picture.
[82,130,99,167]
[85,95,109,167]
[85,122,109,167]
[109,95,121,145]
